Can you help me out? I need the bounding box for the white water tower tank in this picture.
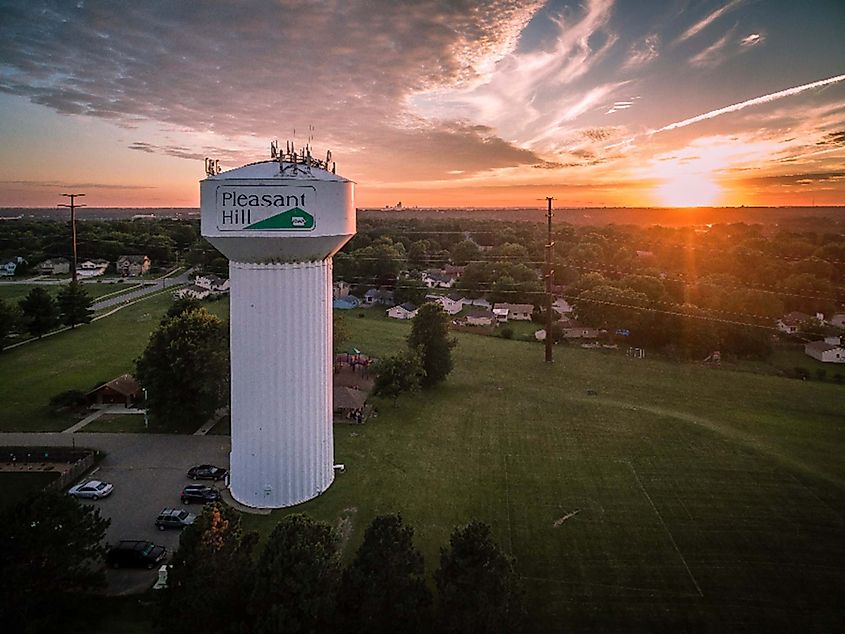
[200,146,355,508]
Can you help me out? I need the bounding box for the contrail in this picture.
[657,74,845,132]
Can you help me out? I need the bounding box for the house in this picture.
[776,312,814,335]
[830,314,845,329]
[363,288,395,306]
[117,255,151,277]
[492,306,509,323]
[560,321,599,339]
[421,269,456,288]
[0,258,19,277]
[465,309,495,326]
[85,374,142,407]
[425,294,463,315]
[464,297,491,309]
[804,341,845,363]
[333,295,361,310]
[552,297,574,315]
[37,257,70,275]
[175,285,210,300]
[493,303,533,321]
[387,302,418,320]
[333,280,350,299]
[195,274,229,293]
[443,264,465,278]
[76,259,109,278]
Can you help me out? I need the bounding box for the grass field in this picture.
[0,281,139,303]
[239,313,844,631]
[1,297,842,629]
[0,293,228,432]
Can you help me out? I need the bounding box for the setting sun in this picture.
[655,173,722,207]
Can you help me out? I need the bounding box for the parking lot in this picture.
[0,432,230,595]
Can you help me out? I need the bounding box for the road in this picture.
[92,269,193,310]
[1,432,230,595]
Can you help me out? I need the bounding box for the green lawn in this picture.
[0,291,228,431]
[0,281,140,303]
[237,313,844,631]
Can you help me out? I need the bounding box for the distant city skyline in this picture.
[0,0,843,208]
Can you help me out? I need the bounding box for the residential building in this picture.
[175,285,210,300]
[804,341,845,363]
[830,313,845,329]
[493,303,533,321]
[363,288,395,306]
[465,309,495,326]
[387,302,418,320]
[776,311,814,335]
[332,280,350,299]
[76,259,109,278]
[195,274,230,293]
[85,374,142,407]
[426,294,463,315]
[0,258,20,277]
[560,321,599,339]
[421,269,456,288]
[552,297,574,315]
[37,257,70,275]
[117,255,151,277]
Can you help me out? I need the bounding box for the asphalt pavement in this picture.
[92,269,193,310]
[1,432,230,595]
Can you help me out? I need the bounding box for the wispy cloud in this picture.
[624,33,660,68]
[606,100,634,114]
[689,30,734,67]
[657,74,845,132]
[675,0,744,43]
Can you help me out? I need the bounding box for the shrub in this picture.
[500,327,514,340]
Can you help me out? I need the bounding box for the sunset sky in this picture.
[0,0,843,208]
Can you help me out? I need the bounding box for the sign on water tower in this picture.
[215,185,316,232]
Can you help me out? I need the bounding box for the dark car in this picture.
[155,507,197,531]
[106,540,167,570]
[181,484,221,504]
[187,464,228,481]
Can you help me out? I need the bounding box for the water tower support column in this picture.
[228,259,334,509]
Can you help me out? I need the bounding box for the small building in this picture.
[333,295,361,310]
[493,303,533,321]
[37,257,70,275]
[804,341,845,363]
[387,302,418,320]
[0,256,26,277]
[85,374,142,407]
[332,280,350,299]
[117,255,151,277]
[363,287,395,306]
[426,294,463,315]
[421,269,456,289]
[560,321,599,339]
[76,259,109,278]
[776,312,815,335]
[195,274,229,293]
[465,309,495,326]
[492,307,509,323]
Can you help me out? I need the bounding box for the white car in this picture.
[68,479,114,500]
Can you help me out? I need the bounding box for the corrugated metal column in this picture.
[228,259,334,508]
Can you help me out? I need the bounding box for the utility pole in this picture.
[544,196,555,363]
[59,193,85,283]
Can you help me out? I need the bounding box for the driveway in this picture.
[0,432,230,595]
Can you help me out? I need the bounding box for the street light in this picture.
[58,193,86,283]
[143,388,149,430]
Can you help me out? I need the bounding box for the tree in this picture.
[337,514,432,633]
[393,276,428,306]
[0,492,110,632]
[18,286,59,338]
[250,514,341,634]
[434,521,525,633]
[372,353,424,404]
[333,312,351,352]
[450,239,481,266]
[158,503,257,634]
[0,297,22,350]
[56,281,93,328]
[135,308,229,431]
[164,295,202,322]
[408,303,455,388]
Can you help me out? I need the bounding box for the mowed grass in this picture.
[0,281,138,303]
[239,314,844,631]
[0,293,229,431]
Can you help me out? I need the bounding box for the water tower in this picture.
[200,142,355,508]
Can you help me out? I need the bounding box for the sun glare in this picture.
[655,173,722,207]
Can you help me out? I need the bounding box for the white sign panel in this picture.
[215,185,317,232]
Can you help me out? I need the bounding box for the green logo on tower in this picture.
[245,207,315,231]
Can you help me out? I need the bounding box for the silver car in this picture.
[68,479,114,500]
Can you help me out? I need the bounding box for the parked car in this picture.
[155,508,197,531]
[181,484,221,505]
[187,464,228,481]
[106,540,167,569]
[68,480,113,500]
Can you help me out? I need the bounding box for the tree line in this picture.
[0,283,94,348]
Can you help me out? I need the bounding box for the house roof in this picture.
[493,303,533,312]
[86,374,141,398]
[118,255,149,263]
[41,257,69,265]
[805,341,844,353]
[466,309,494,318]
[397,302,417,311]
[333,386,366,410]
